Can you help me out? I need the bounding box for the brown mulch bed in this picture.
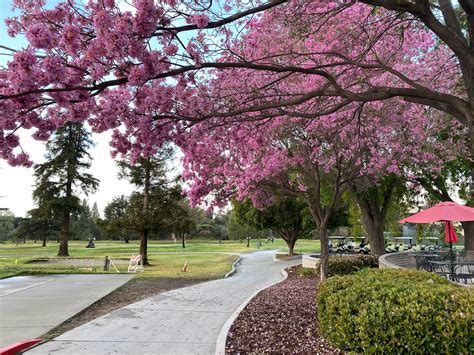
[226,265,341,354]
[42,277,207,339]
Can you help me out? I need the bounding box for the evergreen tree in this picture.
[72,200,93,240]
[102,195,131,242]
[90,202,102,239]
[33,122,99,256]
[118,147,173,265]
[13,208,61,246]
[91,202,100,221]
[0,209,15,242]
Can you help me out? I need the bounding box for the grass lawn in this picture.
[0,238,320,279]
[0,253,238,280]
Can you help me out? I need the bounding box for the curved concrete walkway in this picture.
[0,274,133,348]
[27,251,300,355]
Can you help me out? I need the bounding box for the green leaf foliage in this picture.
[317,269,473,353]
[33,122,99,217]
[232,197,314,234]
[323,255,379,277]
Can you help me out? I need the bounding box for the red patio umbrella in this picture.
[399,201,474,226]
[399,201,474,278]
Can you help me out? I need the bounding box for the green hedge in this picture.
[326,255,378,276]
[317,269,473,353]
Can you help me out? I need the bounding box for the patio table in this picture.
[408,253,441,271]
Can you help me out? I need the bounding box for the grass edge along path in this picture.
[0,239,320,279]
[0,253,239,280]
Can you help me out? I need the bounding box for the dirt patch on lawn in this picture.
[226,265,341,354]
[42,277,208,340]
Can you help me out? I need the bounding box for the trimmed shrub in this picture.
[326,255,378,276]
[298,267,317,278]
[317,269,473,353]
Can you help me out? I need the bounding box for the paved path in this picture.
[28,251,300,355]
[0,274,133,348]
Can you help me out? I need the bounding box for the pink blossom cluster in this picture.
[0,0,221,165]
[180,99,460,210]
[0,0,466,175]
[186,15,209,29]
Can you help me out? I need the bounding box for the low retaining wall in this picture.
[302,254,319,269]
[379,252,416,269]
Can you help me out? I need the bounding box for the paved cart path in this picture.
[28,251,300,355]
[0,274,133,348]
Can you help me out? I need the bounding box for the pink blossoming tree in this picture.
[180,100,457,279]
[0,0,473,248]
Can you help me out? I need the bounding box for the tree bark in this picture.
[140,160,151,266]
[281,231,298,256]
[58,124,74,257]
[182,233,186,248]
[139,230,149,265]
[461,221,474,250]
[357,197,386,257]
[306,201,331,281]
[352,182,395,257]
[58,210,70,256]
[42,233,47,247]
[466,146,474,250]
[319,222,329,281]
[360,214,385,256]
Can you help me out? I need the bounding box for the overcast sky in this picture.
[0,1,148,217]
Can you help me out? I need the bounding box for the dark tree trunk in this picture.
[59,127,74,257]
[58,210,70,256]
[282,231,298,256]
[42,233,47,247]
[140,229,149,266]
[140,162,151,266]
[306,201,331,281]
[182,233,186,248]
[461,221,474,250]
[464,153,474,250]
[358,204,386,257]
[362,216,385,256]
[124,234,129,243]
[352,183,395,257]
[319,222,329,281]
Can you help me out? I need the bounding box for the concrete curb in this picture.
[215,267,290,355]
[224,256,241,278]
[273,253,301,262]
[0,338,43,355]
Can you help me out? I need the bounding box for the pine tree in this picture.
[103,195,130,242]
[33,122,99,256]
[14,208,61,246]
[91,202,100,221]
[0,209,15,242]
[89,202,102,239]
[118,147,173,265]
[73,200,92,240]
